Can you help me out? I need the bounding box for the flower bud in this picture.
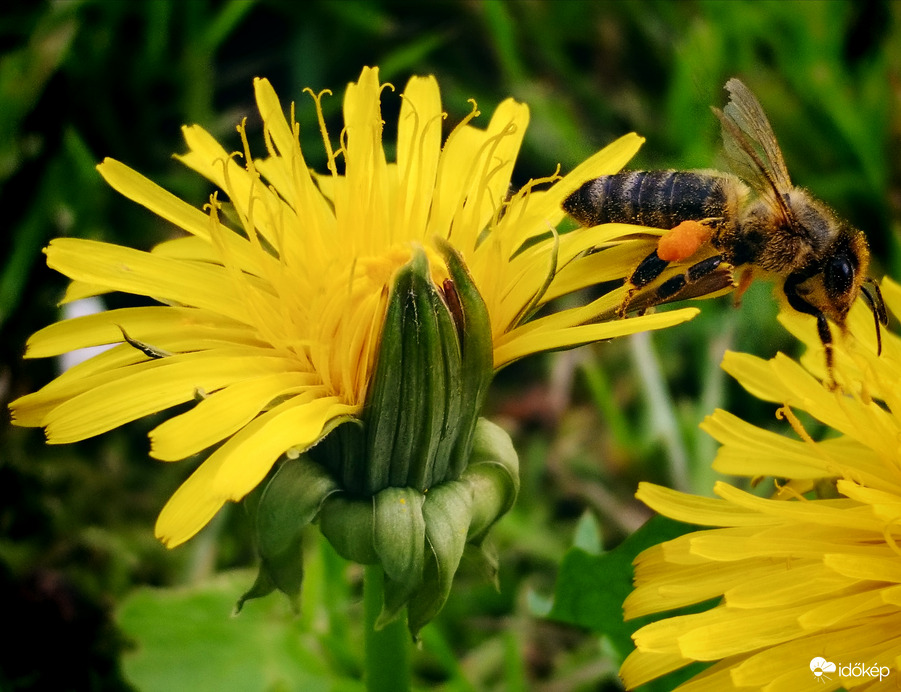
[242,245,515,634]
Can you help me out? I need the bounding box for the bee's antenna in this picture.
[861,278,888,356]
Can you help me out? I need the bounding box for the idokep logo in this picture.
[809,657,836,682]
[809,657,891,684]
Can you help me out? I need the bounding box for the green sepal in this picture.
[407,479,472,637]
[258,457,340,553]
[461,418,519,541]
[237,457,339,612]
[318,494,379,565]
[235,565,279,614]
[307,418,365,504]
[373,486,426,629]
[465,539,500,590]
[436,240,494,479]
[361,255,406,495]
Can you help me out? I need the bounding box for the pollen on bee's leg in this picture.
[657,220,713,262]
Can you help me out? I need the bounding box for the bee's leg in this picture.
[620,218,722,318]
[618,250,670,317]
[655,255,726,303]
[784,273,835,380]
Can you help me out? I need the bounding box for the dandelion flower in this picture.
[621,279,901,690]
[10,67,697,629]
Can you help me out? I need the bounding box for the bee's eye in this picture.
[824,256,854,297]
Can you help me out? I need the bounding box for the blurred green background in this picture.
[2,1,899,690]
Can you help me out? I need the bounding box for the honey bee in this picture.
[564,78,887,373]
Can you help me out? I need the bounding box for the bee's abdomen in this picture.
[563,171,731,229]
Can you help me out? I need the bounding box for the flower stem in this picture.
[363,564,411,691]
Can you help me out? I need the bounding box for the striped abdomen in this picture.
[563,171,734,230]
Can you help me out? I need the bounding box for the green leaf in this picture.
[118,571,362,692]
[572,511,603,555]
[548,515,694,659]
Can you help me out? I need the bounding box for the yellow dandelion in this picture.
[621,279,901,690]
[9,67,696,558]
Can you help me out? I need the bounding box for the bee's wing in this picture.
[714,78,794,223]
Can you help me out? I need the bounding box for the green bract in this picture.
[241,245,518,636]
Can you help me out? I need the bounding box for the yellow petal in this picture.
[340,67,390,248]
[494,308,698,368]
[636,482,781,528]
[43,351,296,443]
[881,276,901,318]
[797,588,889,631]
[151,233,277,279]
[253,77,335,240]
[723,561,854,608]
[155,395,357,547]
[149,373,322,461]
[428,124,486,240]
[544,236,659,302]
[619,647,691,691]
[45,238,253,324]
[653,603,812,659]
[722,351,900,459]
[713,482,881,532]
[626,558,770,618]
[703,409,841,479]
[10,344,145,426]
[97,158,214,241]
[177,124,289,251]
[23,306,257,358]
[462,98,529,240]
[525,132,645,234]
[823,553,901,583]
[396,74,442,238]
[556,133,645,205]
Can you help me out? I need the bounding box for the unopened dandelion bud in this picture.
[320,246,493,497]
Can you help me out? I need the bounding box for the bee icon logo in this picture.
[810,657,836,683]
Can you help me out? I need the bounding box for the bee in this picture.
[564,78,887,374]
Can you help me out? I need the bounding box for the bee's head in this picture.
[816,226,887,352]
[820,227,868,325]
